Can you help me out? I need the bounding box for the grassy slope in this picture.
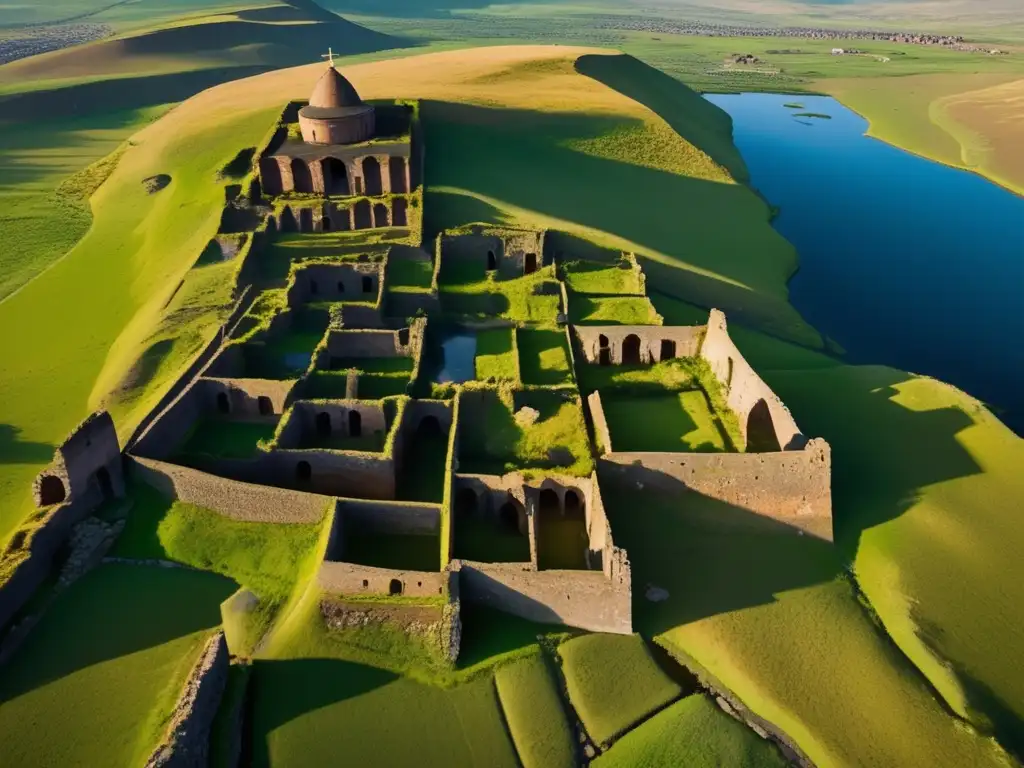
[494,652,576,768]
[559,633,682,747]
[594,693,788,768]
[0,563,235,767]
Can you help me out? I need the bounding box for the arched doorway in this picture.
[353,199,372,229]
[217,392,230,414]
[455,487,478,518]
[388,578,403,595]
[622,334,642,365]
[362,157,383,196]
[564,489,583,519]
[290,158,313,193]
[94,467,114,500]
[258,396,273,416]
[348,410,362,437]
[598,334,610,366]
[38,475,66,506]
[299,208,313,232]
[296,461,312,483]
[261,159,283,195]
[536,487,586,570]
[316,411,332,439]
[499,501,520,532]
[392,197,408,226]
[660,339,676,361]
[524,253,538,274]
[486,250,497,271]
[746,399,782,453]
[322,216,332,232]
[373,203,389,228]
[389,156,408,193]
[417,415,441,438]
[280,206,297,232]
[324,157,349,195]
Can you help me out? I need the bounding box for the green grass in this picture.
[559,633,682,747]
[0,563,235,767]
[594,694,788,768]
[569,295,658,325]
[388,255,434,291]
[440,266,562,323]
[175,419,277,460]
[459,387,593,477]
[603,391,731,453]
[494,653,576,768]
[111,480,325,603]
[563,258,642,295]
[474,327,518,382]
[517,328,574,386]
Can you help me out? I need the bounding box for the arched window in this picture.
[353,199,372,229]
[392,197,408,226]
[299,208,313,232]
[362,157,383,196]
[280,206,297,232]
[622,334,642,365]
[316,411,332,438]
[389,156,408,193]
[564,489,584,519]
[322,216,332,232]
[290,158,313,193]
[348,410,362,437]
[524,253,538,274]
[372,203,389,228]
[38,475,66,506]
[660,339,676,360]
[746,399,782,453]
[388,578,403,595]
[325,157,349,195]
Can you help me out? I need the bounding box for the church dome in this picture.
[309,66,363,109]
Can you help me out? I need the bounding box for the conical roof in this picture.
[309,66,362,109]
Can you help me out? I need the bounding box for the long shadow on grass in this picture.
[600,465,840,634]
[0,563,235,705]
[420,100,812,342]
[0,423,53,464]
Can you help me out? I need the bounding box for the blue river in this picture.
[706,93,1024,433]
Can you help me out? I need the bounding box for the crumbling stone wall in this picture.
[128,456,330,523]
[700,309,803,451]
[318,562,449,598]
[144,631,229,768]
[339,499,441,537]
[32,411,124,509]
[454,560,632,635]
[572,325,703,366]
[587,391,613,455]
[202,377,296,419]
[275,400,388,449]
[269,448,395,499]
[286,263,382,307]
[600,441,833,541]
[318,328,414,367]
[439,227,545,277]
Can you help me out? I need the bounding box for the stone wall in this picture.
[700,309,803,451]
[287,262,382,307]
[600,441,834,541]
[32,411,124,508]
[269,449,395,500]
[319,328,411,364]
[340,499,441,536]
[455,561,632,635]
[202,377,296,419]
[128,456,330,523]
[275,400,388,449]
[572,325,703,366]
[587,391,613,455]
[132,382,207,461]
[144,631,229,768]
[318,561,449,598]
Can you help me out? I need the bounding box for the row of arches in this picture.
[216,391,274,417]
[273,198,407,235]
[315,409,362,439]
[595,333,676,366]
[485,250,539,274]
[272,154,409,197]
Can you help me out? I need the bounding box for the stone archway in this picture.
[389,156,408,193]
[316,412,332,439]
[324,157,349,195]
[564,488,584,519]
[660,339,676,361]
[536,487,586,570]
[291,158,313,193]
[362,157,383,196]
[299,208,313,232]
[280,206,297,232]
[455,487,478,518]
[392,197,408,227]
[373,203,389,228]
[353,199,372,229]
[598,334,611,366]
[261,159,283,195]
[322,216,332,232]
[348,410,362,437]
[746,398,782,453]
[622,334,642,365]
[389,578,403,595]
[38,475,66,506]
[258,396,273,416]
[524,253,538,274]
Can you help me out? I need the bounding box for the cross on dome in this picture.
[321,48,336,68]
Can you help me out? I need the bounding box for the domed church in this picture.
[259,51,413,201]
